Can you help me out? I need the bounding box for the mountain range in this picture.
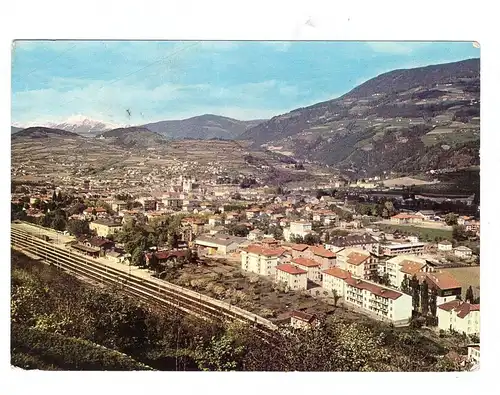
[239,58,480,176]
[11,58,480,177]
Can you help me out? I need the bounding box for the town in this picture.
[11,168,480,369]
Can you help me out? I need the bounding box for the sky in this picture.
[11,41,480,126]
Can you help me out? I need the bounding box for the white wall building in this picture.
[283,221,312,242]
[437,300,480,335]
[240,245,286,276]
[454,246,473,259]
[380,255,428,288]
[322,267,352,297]
[437,240,453,251]
[291,257,321,283]
[275,263,308,291]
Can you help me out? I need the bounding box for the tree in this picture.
[411,275,420,312]
[52,190,57,202]
[194,334,245,371]
[445,213,458,226]
[420,280,429,316]
[400,274,410,294]
[332,290,341,307]
[465,286,474,303]
[167,232,180,250]
[304,233,320,245]
[324,232,330,243]
[290,234,304,244]
[381,273,390,286]
[51,216,67,231]
[429,287,438,317]
[452,225,467,241]
[67,219,90,237]
[229,224,249,237]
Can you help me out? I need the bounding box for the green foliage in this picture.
[11,324,152,371]
[66,219,90,237]
[465,286,474,303]
[445,213,458,226]
[400,274,410,294]
[420,280,429,316]
[429,287,438,317]
[452,225,468,241]
[194,334,245,371]
[304,233,320,245]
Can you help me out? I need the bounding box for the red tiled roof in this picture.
[245,244,285,257]
[437,299,462,312]
[292,257,320,267]
[291,243,309,251]
[84,207,107,213]
[392,213,421,219]
[419,271,462,291]
[344,278,403,300]
[347,252,370,266]
[309,246,336,258]
[322,267,352,280]
[400,260,426,275]
[290,310,317,323]
[276,264,307,275]
[154,250,187,260]
[455,302,480,319]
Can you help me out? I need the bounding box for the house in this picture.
[467,345,480,367]
[290,310,319,329]
[89,219,123,237]
[379,255,428,288]
[382,242,426,257]
[71,242,101,257]
[336,248,378,279]
[322,267,352,297]
[195,234,247,255]
[437,240,453,251]
[181,218,206,236]
[418,271,462,305]
[416,210,436,221]
[208,215,222,227]
[437,300,480,335]
[390,213,423,225]
[111,201,128,213]
[106,250,129,264]
[245,208,261,219]
[454,246,473,259]
[307,246,336,270]
[145,250,188,266]
[241,244,287,276]
[291,257,321,282]
[344,278,412,324]
[283,221,312,242]
[85,237,115,255]
[407,235,419,243]
[247,229,264,241]
[275,263,308,291]
[326,234,379,255]
[83,207,108,219]
[289,244,310,258]
[464,220,480,235]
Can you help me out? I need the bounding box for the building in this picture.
[290,310,319,329]
[344,278,412,324]
[208,215,223,227]
[195,234,246,255]
[467,344,480,367]
[283,221,312,242]
[322,267,352,297]
[454,246,473,259]
[275,263,308,291]
[89,219,123,237]
[291,257,321,282]
[326,234,379,255]
[380,255,428,288]
[245,208,261,219]
[247,229,264,241]
[437,300,480,335]
[336,248,378,280]
[307,246,336,270]
[111,201,128,213]
[418,271,462,305]
[390,213,423,225]
[145,250,188,266]
[437,240,453,251]
[416,210,437,221]
[382,242,426,257]
[241,244,287,276]
[289,244,310,259]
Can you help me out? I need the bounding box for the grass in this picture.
[378,224,452,242]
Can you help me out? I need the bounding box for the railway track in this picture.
[11,226,278,340]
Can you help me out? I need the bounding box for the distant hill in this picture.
[97,126,167,148]
[142,114,266,140]
[239,58,480,177]
[12,126,82,140]
[11,126,23,134]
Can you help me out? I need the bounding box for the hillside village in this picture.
[11,168,480,368]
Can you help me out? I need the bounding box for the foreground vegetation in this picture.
[11,250,467,371]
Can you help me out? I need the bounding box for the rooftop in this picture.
[291,257,320,267]
[276,264,307,275]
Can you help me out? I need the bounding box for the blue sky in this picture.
[11,41,479,126]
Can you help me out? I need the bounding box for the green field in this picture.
[378,224,452,242]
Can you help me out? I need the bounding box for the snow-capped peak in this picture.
[15,115,126,135]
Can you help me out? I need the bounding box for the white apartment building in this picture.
[437,240,453,252]
[336,248,377,279]
[344,278,413,324]
[322,267,352,297]
[382,242,426,257]
[454,246,473,259]
[467,345,480,367]
[291,257,321,283]
[380,255,428,288]
[275,263,308,291]
[240,245,286,276]
[437,300,480,335]
[283,221,312,242]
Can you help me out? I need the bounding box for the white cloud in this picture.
[365,42,429,54]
